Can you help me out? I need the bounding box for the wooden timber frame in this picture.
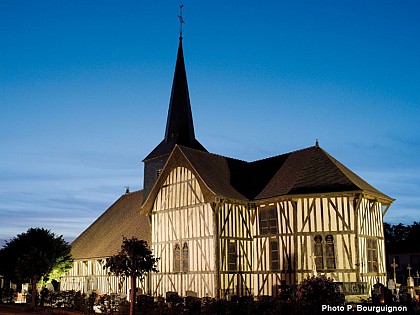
[62,163,391,298]
[60,259,148,296]
[149,166,215,297]
[145,162,391,298]
[251,191,389,296]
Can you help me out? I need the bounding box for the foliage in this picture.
[105,237,159,315]
[0,228,72,283]
[384,221,420,254]
[0,228,72,306]
[295,275,345,309]
[105,237,159,282]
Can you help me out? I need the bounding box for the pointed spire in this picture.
[164,38,195,145]
[143,32,206,162]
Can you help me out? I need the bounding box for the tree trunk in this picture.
[31,275,37,307]
[130,275,136,315]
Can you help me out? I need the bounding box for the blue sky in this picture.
[1,1,419,245]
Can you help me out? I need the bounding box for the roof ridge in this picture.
[177,144,249,163]
[250,145,316,164]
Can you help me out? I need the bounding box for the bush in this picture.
[295,275,345,310]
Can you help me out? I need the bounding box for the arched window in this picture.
[182,242,189,272]
[174,243,181,272]
[314,235,323,270]
[325,235,336,269]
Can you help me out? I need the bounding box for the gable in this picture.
[142,145,393,213]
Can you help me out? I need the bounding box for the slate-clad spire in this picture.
[144,38,206,162]
[143,36,206,199]
[164,38,195,145]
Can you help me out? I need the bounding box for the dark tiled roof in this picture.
[176,145,392,202]
[71,190,151,260]
[178,146,249,201]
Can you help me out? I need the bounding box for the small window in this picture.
[156,169,163,179]
[228,242,237,271]
[182,242,189,272]
[174,244,181,272]
[367,239,378,273]
[259,208,278,235]
[314,235,323,270]
[313,235,336,271]
[325,235,336,269]
[270,238,280,271]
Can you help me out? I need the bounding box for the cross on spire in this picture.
[178,4,185,39]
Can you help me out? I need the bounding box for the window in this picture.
[228,241,237,271]
[314,235,324,270]
[174,244,181,272]
[313,235,336,270]
[259,208,278,235]
[182,242,189,272]
[156,169,163,179]
[325,235,336,269]
[367,239,378,273]
[174,242,189,272]
[270,238,280,271]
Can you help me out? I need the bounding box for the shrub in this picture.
[295,275,345,308]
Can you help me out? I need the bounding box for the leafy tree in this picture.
[105,237,159,315]
[0,228,72,307]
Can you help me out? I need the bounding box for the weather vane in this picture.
[178,4,185,39]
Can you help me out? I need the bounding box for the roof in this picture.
[143,145,393,211]
[255,146,392,200]
[144,38,206,162]
[71,190,151,260]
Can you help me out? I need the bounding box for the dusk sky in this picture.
[1,1,419,245]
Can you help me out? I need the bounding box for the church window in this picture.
[313,235,336,270]
[174,243,181,272]
[270,238,280,271]
[228,241,237,271]
[259,208,278,235]
[182,242,189,272]
[367,239,378,272]
[325,235,336,269]
[314,235,324,270]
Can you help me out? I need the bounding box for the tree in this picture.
[0,228,72,307]
[105,237,159,315]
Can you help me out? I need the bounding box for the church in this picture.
[60,32,394,299]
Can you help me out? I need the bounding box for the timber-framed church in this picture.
[60,34,394,299]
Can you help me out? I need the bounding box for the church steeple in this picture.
[143,37,206,162]
[164,37,196,146]
[143,34,206,199]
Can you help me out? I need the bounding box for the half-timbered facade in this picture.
[63,35,393,299]
[60,190,151,296]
